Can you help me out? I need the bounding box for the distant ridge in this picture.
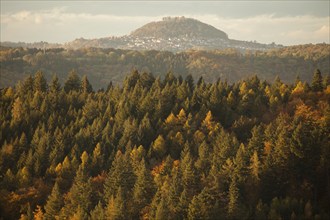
[130,16,228,39]
[1,16,282,51]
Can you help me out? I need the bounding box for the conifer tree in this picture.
[104,151,136,203]
[228,176,239,218]
[64,70,81,93]
[90,202,106,220]
[132,159,155,215]
[105,187,125,220]
[44,182,63,220]
[33,205,44,220]
[187,195,202,220]
[61,165,93,217]
[311,69,323,92]
[81,75,93,93]
[34,71,48,93]
[49,75,61,93]
[155,196,169,220]
[151,135,167,159]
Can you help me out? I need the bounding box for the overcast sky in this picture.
[1,1,329,45]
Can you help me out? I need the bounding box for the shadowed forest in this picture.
[0,68,329,219]
[1,44,329,89]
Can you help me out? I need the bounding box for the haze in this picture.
[1,1,329,46]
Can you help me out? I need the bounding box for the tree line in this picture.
[1,43,329,89]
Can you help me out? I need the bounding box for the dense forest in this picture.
[1,44,329,89]
[0,68,329,219]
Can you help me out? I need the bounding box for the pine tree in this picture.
[64,70,81,93]
[228,176,239,218]
[155,196,169,220]
[104,151,136,203]
[91,143,104,175]
[132,159,155,217]
[33,205,44,220]
[187,195,202,220]
[187,187,214,220]
[44,182,63,220]
[49,74,61,93]
[195,141,211,175]
[71,205,88,220]
[151,135,167,159]
[167,167,183,216]
[34,71,48,93]
[247,125,264,156]
[12,97,24,122]
[105,187,125,220]
[311,69,323,92]
[17,74,34,97]
[249,151,261,181]
[81,75,93,93]
[61,165,93,217]
[90,201,106,220]
[180,145,198,199]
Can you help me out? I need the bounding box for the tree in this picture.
[195,141,211,175]
[18,75,34,97]
[187,188,214,220]
[105,187,125,220]
[185,74,195,92]
[247,125,264,156]
[104,151,136,203]
[311,69,323,92]
[155,196,169,220]
[228,176,239,218]
[61,165,93,217]
[33,205,44,220]
[91,143,104,175]
[49,74,61,93]
[249,151,261,181]
[44,182,63,220]
[34,71,48,93]
[11,97,24,123]
[64,70,81,93]
[255,200,268,220]
[180,145,198,198]
[187,195,202,220]
[81,75,93,93]
[90,202,106,220]
[132,159,155,216]
[151,135,167,159]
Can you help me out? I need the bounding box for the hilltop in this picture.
[130,16,228,39]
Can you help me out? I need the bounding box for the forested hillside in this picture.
[1,44,329,89]
[0,69,329,219]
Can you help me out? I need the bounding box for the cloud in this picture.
[1,8,329,45]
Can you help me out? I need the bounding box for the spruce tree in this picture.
[81,75,93,93]
[90,202,106,220]
[132,159,155,216]
[44,182,63,220]
[311,69,323,92]
[64,70,81,93]
[34,71,48,93]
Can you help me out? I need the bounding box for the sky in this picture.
[1,1,329,46]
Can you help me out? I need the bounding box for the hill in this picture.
[130,16,228,39]
[1,17,281,51]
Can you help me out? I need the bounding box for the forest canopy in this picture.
[0,68,329,219]
[1,43,329,89]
